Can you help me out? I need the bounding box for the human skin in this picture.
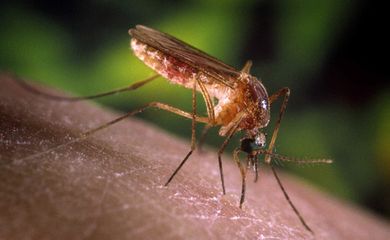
[1,74,389,239]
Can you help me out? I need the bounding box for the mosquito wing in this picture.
[129,25,242,88]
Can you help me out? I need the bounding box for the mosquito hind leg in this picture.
[265,87,290,164]
[12,72,160,101]
[16,100,209,162]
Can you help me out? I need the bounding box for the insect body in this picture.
[128,26,295,209]
[131,37,270,135]
[14,25,332,234]
[130,27,270,136]
[129,26,331,233]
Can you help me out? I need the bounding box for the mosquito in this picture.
[13,25,332,234]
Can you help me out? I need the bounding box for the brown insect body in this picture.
[131,37,270,137]
[128,25,322,233]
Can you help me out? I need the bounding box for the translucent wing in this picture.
[129,25,242,88]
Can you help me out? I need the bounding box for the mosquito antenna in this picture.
[12,73,159,101]
[255,149,332,165]
[271,165,314,234]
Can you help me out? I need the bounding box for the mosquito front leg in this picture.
[265,87,290,164]
[271,165,314,234]
[233,149,247,208]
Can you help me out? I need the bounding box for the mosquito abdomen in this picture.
[131,38,199,89]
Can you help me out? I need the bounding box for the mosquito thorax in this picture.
[239,76,270,131]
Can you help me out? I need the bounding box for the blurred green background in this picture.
[1,1,389,220]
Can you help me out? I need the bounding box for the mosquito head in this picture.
[240,132,266,154]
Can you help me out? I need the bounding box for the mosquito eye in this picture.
[241,138,254,153]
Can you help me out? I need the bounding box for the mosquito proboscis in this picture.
[11,25,332,234]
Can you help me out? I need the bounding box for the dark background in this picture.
[1,0,389,220]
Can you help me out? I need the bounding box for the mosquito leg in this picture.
[217,114,243,195]
[254,158,259,183]
[241,60,253,74]
[12,72,160,101]
[194,78,218,154]
[265,87,290,164]
[271,165,314,234]
[165,80,198,186]
[197,79,215,124]
[196,80,216,153]
[197,124,212,153]
[253,149,332,165]
[233,149,247,208]
[15,101,209,162]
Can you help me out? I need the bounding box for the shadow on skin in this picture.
[1,74,389,239]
